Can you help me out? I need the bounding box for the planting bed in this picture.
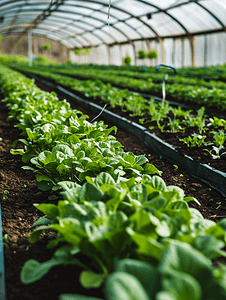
[1,80,226,300]
[13,67,226,174]
[1,70,226,299]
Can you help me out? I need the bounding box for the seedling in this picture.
[3,190,9,200]
[173,165,178,169]
[3,234,8,246]
[212,129,226,147]
[204,145,226,159]
[180,133,206,147]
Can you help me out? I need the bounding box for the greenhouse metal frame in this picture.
[0,0,226,66]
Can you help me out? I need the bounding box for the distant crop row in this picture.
[10,64,226,160]
[10,63,226,110]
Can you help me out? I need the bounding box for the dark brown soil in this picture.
[1,77,226,300]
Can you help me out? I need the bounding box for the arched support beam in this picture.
[0,7,132,47]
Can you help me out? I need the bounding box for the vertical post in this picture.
[189,36,195,67]
[107,45,111,65]
[172,38,176,66]
[91,47,95,64]
[28,30,33,67]
[131,42,137,66]
[159,38,165,64]
[145,40,150,66]
[118,44,123,65]
[204,35,208,67]
[181,38,185,67]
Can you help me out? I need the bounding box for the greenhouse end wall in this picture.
[70,32,226,68]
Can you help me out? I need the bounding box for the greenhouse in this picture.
[0,0,226,66]
[1,1,226,300]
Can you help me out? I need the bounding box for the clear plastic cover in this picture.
[0,0,225,50]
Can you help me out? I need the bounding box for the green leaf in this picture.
[192,235,226,259]
[34,203,58,220]
[52,144,74,156]
[21,165,36,171]
[21,256,73,284]
[127,228,163,260]
[80,271,105,288]
[149,176,166,191]
[79,182,104,201]
[29,225,50,243]
[116,259,160,298]
[162,270,202,300]
[51,220,87,246]
[36,180,53,191]
[166,186,184,201]
[94,172,115,187]
[143,163,162,175]
[155,291,176,300]
[135,155,148,165]
[159,243,213,282]
[10,148,24,155]
[36,174,51,182]
[105,272,149,300]
[184,196,201,206]
[123,154,136,165]
[30,217,51,229]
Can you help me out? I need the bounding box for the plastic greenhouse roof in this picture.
[0,0,225,49]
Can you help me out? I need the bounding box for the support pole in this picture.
[204,35,208,67]
[159,38,165,64]
[107,45,111,65]
[181,38,185,67]
[172,38,176,66]
[28,30,33,67]
[189,36,195,67]
[131,42,137,66]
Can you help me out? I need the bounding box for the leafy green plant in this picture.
[60,243,226,300]
[42,44,51,50]
[138,49,146,59]
[180,133,206,147]
[204,146,226,159]
[74,48,90,55]
[167,117,185,133]
[123,55,131,65]
[212,130,226,147]
[147,49,158,59]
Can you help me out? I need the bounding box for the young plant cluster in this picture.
[2,64,226,300]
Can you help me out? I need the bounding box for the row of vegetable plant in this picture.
[1,64,226,300]
[52,63,226,80]
[9,65,226,161]
[42,64,226,90]
[9,63,226,110]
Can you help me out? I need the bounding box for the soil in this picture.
[1,74,226,300]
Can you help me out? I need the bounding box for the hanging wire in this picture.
[107,0,112,34]
[108,0,111,20]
